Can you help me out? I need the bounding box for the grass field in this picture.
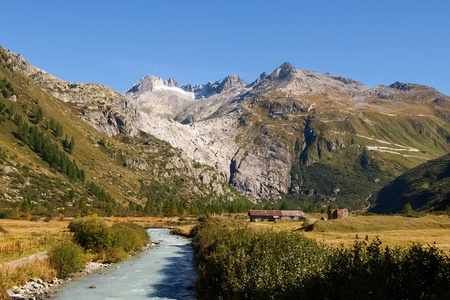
[249,213,450,252]
[0,219,70,264]
[0,216,198,264]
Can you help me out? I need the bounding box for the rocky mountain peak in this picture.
[271,61,297,80]
[125,75,164,95]
[217,74,246,93]
[259,72,269,80]
[164,77,180,88]
[389,81,417,91]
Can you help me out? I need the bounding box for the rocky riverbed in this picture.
[10,262,112,299]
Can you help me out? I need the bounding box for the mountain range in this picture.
[1,45,450,214]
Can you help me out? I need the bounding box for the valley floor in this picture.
[2,214,450,266]
[250,213,450,252]
[1,213,450,297]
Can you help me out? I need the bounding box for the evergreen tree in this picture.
[69,136,75,154]
[49,118,56,131]
[55,122,63,137]
[62,134,69,151]
[35,108,43,124]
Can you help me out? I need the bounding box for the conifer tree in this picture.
[69,136,75,154]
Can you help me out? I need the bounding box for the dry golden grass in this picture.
[0,256,56,299]
[172,224,196,236]
[248,214,450,253]
[0,219,71,264]
[103,216,199,228]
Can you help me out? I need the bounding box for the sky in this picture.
[1,1,450,95]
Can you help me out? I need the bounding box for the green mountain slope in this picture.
[236,87,450,210]
[0,46,252,218]
[369,153,450,213]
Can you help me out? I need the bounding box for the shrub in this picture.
[105,246,128,263]
[69,216,112,252]
[111,222,150,253]
[48,240,85,278]
[192,220,450,300]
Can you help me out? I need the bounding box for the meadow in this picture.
[250,213,450,252]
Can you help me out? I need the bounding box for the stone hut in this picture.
[327,208,348,220]
[248,210,305,222]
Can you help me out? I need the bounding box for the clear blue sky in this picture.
[2,1,450,95]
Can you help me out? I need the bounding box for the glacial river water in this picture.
[53,228,197,300]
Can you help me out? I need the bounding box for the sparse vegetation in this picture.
[16,121,85,182]
[0,77,14,99]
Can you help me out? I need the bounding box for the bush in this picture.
[69,217,112,252]
[192,220,450,300]
[48,240,85,278]
[193,221,328,299]
[105,246,128,263]
[111,222,150,253]
[308,238,450,299]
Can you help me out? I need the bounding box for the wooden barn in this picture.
[248,210,305,222]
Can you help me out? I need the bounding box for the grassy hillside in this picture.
[0,46,255,219]
[240,89,450,211]
[369,153,450,213]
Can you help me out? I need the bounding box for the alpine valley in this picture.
[1,45,449,216]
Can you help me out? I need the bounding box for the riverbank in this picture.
[51,229,196,300]
[0,216,200,298]
[0,217,179,299]
[9,261,111,299]
[9,240,159,300]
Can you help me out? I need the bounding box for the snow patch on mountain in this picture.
[154,86,195,99]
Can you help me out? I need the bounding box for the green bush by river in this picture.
[49,216,150,278]
[192,219,450,300]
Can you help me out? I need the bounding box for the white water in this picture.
[53,228,196,300]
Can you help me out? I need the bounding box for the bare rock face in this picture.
[230,140,292,198]
[134,110,240,182]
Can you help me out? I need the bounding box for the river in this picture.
[53,228,197,300]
